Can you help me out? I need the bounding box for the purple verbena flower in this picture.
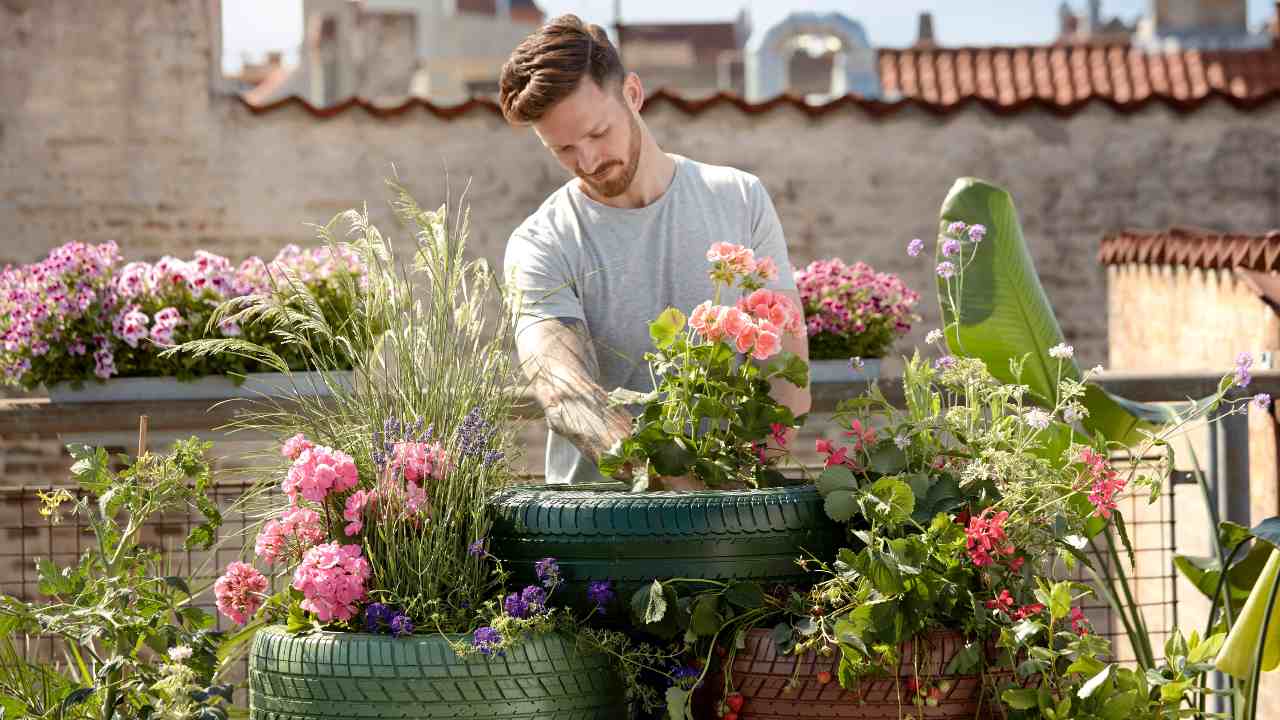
[967,224,987,242]
[907,238,924,257]
[947,221,967,236]
[520,585,547,613]
[503,592,529,619]
[534,557,560,588]
[472,626,502,656]
[1235,352,1253,388]
[364,602,393,633]
[389,613,414,637]
[1253,393,1271,410]
[936,261,957,279]
[934,355,956,370]
[940,238,961,257]
[586,580,615,612]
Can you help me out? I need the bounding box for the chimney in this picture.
[1087,0,1101,32]
[915,12,935,48]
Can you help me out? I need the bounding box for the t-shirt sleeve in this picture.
[503,222,586,338]
[746,178,797,291]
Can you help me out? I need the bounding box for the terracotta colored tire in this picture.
[729,628,998,719]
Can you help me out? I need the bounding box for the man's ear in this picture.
[621,72,644,112]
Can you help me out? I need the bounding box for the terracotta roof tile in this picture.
[241,44,1280,118]
[1099,228,1280,271]
[878,45,1280,107]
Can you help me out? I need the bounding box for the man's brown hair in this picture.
[499,14,626,126]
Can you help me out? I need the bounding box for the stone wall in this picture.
[6,1,1280,472]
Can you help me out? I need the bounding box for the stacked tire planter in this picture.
[248,625,623,719]
[487,485,845,609]
[731,629,998,719]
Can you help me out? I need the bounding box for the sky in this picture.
[221,0,1279,73]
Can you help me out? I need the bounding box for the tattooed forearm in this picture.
[516,318,635,471]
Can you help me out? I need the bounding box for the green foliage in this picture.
[0,438,232,720]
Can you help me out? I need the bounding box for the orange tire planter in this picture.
[728,628,999,719]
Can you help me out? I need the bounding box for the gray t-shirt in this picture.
[504,154,797,485]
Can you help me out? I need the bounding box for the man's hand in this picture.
[517,317,636,476]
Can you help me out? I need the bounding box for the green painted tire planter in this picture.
[487,485,843,608]
[248,625,623,719]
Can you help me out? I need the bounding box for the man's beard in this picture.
[578,111,642,199]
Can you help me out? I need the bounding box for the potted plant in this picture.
[794,257,919,383]
[200,185,624,718]
[490,242,843,608]
[0,241,364,402]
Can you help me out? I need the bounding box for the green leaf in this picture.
[1099,692,1139,720]
[633,580,669,625]
[1066,655,1106,676]
[823,490,858,523]
[1078,664,1114,699]
[935,178,1169,446]
[163,576,191,596]
[766,352,809,388]
[911,475,965,523]
[185,524,216,551]
[689,595,721,637]
[860,549,905,595]
[60,687,95,712]
[1188,632,1225,665]
[815,466,858,496]
[769,622,794,654]
[665,686,691,720]
[1002,688,1040,710]
[867,443,907,475]
[1219,521,1254,552]
[1048,581,1072,621]
[862,477,914,529]
[1251,516,1280,549]
[650,440,696,477]
[944,641,982,675]
[724,582,766,610]
[649,307,686,350]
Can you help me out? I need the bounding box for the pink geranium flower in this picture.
[282,445,359,504]
[291,542,372,623]
[214,561,268,625]
[254,506,326,564]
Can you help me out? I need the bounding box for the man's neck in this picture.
[581,141,676,210]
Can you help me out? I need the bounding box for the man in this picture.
[499,15,810,488]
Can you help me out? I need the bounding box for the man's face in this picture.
[532,75,642,198]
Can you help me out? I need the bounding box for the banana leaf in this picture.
[935,178,1172,447]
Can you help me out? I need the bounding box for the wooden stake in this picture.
[137,415,149,457]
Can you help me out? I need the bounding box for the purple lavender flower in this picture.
[520,585,547,613]
[940,238,961,257]
[934,355,956,370]
[968,224,987,242]
[472,626,502,656]
[936,261,957,279]
[389,613,414,637]
[1254,393,1271,410]
[907,238,924,257]
[457,408,499,460]
[467,539,486,557]
[534,557,560,588]
[482,449,504,467]
[586,580,615,612]
[364,602,393,633]
[504,592,530,619]
[947,221,967,236]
